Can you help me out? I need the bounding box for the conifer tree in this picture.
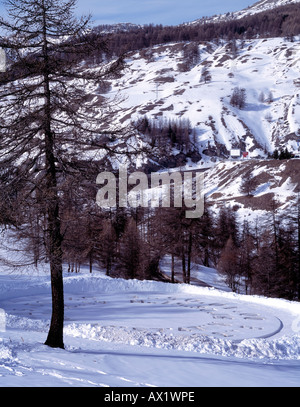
[0,0,125,348]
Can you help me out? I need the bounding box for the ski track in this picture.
[1,273,300,363]
[1,272,300,387]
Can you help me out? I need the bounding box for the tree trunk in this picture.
[89,251,93,274]
[298,196,300,300]
[41,2,64,349]
[43,118,64,349]
[182,249,186,284]
[171,252,175,283]
[187,231,192,284]
[45,255,64,349]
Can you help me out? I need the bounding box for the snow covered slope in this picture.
[107,36,300,161]
[1,269,300,387]
[190,0,300,25]
[239,0,300,17]
[204,158,300,214]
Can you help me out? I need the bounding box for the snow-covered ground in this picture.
[107,35,300,160]
[190,0,300,25]
[1,265,300,387]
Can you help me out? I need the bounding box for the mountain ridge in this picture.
[93,0,300,31]
[188,0,300,26]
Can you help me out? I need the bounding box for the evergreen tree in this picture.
[218,236,240,292]
[119,218,142,279]
[239,219,255,294]
[230,87,246,109]
[240,171,258,196]
[200,65,212,84]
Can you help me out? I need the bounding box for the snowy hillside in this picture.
[190,0,300,25]
[1,268,300,387]
[204,158,300,214]
[107,36,300,162]
[239,0,300,17]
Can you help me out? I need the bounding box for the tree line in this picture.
[93,3,300,58]
[218,201,300,300]
[4,182,299,302]
[134,116,201,168]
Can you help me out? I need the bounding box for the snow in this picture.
[1,266,300,387]
[190,0,300,26]
[106,35,300,162]
[1,5,300,388]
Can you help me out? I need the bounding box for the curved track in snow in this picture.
[1,273,300,361]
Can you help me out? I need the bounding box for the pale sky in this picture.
[77,0,253,25]
[0,0,254,26]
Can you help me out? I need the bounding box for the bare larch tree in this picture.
[0,0,126,348]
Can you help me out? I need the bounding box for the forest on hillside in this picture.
[93,3,300,57]
[2,171,300,302]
